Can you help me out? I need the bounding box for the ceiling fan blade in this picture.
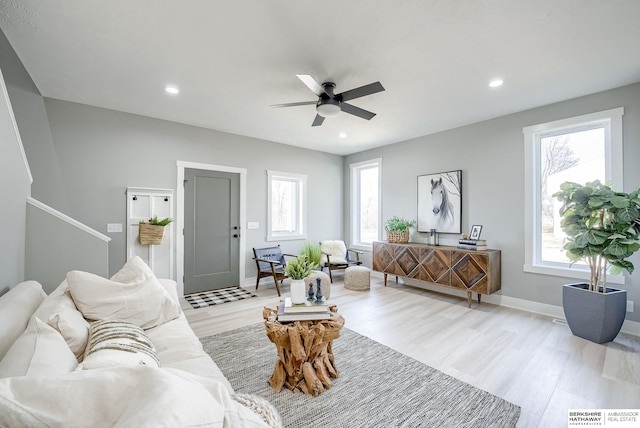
[311,114,325,127]
[338,81,385,102]
[271,101,317,108]
[296,74,324,96]
[341,103,376,120]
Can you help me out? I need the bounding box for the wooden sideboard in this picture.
[372,241,501,308]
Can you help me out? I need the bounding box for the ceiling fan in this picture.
[272,74,385,127]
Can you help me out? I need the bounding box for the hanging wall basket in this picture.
[139,223,165,245]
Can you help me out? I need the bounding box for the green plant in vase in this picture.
[284,255,314,280]
[285,255,314,304]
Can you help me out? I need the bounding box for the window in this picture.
[267,170,306,241]
[351,159,382,248]
[523,108,624,282]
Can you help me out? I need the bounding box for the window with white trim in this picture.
[351,159,381,249]
[523,108,624,282]
[267,170,306,241]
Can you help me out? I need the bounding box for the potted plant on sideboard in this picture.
[384,216,415,244]
[554,180,640,343]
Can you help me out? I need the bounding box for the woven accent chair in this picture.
[319,240,364,283]
[253,245,297,296]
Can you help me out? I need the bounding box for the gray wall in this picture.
[1,28,112,295]
[0,30,34,295]
[0,29,68,214]
[41,99,343,277]
[345,82,640,323]
[0,68,30,295]
[25,201,109,293]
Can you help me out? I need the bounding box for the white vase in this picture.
[290,279,306,304]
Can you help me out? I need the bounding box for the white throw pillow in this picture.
[78,320,159,370]
[320,240,348,265]
[34,280,69,322]
[0,281,46,360]
[0,316,78,377]
[46,290,90,360]
[67,256,181,329]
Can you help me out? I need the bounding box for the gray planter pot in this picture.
[562,283,627,344]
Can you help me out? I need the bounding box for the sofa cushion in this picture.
[0,281,46,360]
[47,290,90,360]
[0,316,78,377]
[67,256,181,329]
[145,312,234,393]
[78,320,159,370]
[32,280,89,360]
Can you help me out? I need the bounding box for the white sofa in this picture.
[0,257,279,428]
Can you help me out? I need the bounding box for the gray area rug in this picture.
[201,323,520,428]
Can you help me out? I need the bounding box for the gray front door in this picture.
[184,168,240,293]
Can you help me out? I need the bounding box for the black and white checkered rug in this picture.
[185,287,256,309]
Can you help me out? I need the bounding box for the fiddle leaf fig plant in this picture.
[553,180,640,292]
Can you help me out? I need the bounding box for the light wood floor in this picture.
[182,275,640,428]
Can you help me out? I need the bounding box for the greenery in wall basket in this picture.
[138,216,173,245]
[554,180,640,291]
[284,255,314,280]
[140,216,173,226]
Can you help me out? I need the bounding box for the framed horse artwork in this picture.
[417,170,462,234]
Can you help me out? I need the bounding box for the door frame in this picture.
[176,160,246,296]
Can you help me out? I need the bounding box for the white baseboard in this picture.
[373,272,640,337]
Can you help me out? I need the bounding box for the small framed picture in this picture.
[469,225,483,240]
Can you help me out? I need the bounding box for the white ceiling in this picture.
[1,1,639,155]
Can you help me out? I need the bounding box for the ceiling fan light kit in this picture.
[316,99,341,117]
[273,74,385,126]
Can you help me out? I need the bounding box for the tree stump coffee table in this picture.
[262,305,345,396]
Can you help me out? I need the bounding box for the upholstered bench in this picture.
[344,266,370,291]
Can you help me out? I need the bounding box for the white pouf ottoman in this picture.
[344,266,370,291]
[306,271,332,300]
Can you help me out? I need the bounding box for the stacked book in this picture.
[277,297,332,322]
[457,238,488,251]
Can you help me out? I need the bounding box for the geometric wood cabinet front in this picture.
[372,241,501,308]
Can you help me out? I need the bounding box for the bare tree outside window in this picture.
[540,129,604,263]
[267,170,306,241]
[541,137,579,227]
[359,167,379,244]
[351,159,381,247]
[271,179,295,232]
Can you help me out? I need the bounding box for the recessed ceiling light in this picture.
[489,79,504,88]
[339,132,347,139]
[165,85,180,94]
